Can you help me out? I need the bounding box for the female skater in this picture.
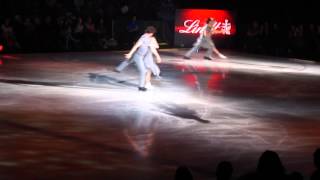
[124,26,161,91]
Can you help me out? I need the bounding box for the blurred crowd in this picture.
[241,20,320,59]
[0,0,175,52]
[0,0,319,60]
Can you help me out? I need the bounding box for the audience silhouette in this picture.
[216,161,233,180]
[175,166,193,180]
[172,149,320,179]
[311,148,320,180]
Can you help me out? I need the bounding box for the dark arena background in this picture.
[1,0,320,179]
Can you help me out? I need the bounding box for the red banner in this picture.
[174,9,236,47]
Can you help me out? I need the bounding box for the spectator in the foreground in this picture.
[238,150,287,180]
[311,148,320,180]
[288,171,303,180]
[175,166,193,180]
[256,150,287,180]
[216,161,233,180]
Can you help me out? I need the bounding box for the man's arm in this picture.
[125,40,142,59]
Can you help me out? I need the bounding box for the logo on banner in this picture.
[178,19,232,35]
